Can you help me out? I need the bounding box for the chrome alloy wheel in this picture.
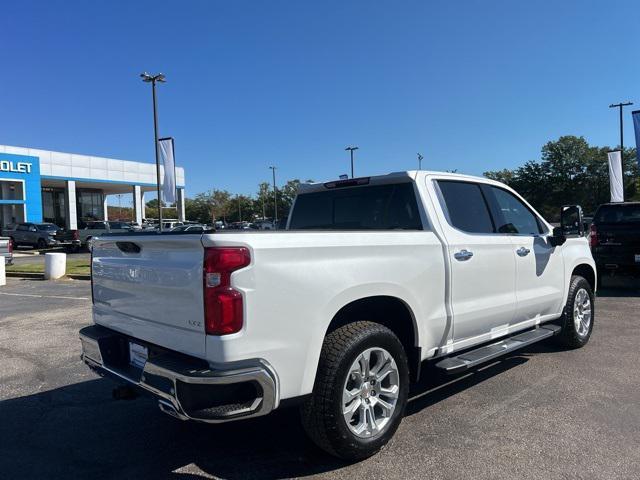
[342,347,400,438]
[573,288,592,337]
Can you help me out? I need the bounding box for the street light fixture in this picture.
[417,153,424,170]
[140,72,166,231]
[609,101,633,153]
[269,166,278,224]
[345,146,359,178]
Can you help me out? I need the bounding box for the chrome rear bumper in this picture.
[79,325,278,423]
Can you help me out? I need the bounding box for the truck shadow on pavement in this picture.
[0,353,540,480]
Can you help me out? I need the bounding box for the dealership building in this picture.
[0,145,186,230]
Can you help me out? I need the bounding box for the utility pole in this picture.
[609,101,633,153]
[345,146,359,178]
[417,153,424,170]
[141,72,166,231]
[269,166,278,223]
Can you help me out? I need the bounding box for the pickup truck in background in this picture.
[590,202,640,285]
[80,171,596,460]
[0,236,12,265]
[80,221,134,250]
[4,222,80,251]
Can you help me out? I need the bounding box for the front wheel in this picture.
[555,275,594,348]
[300,321,409,460]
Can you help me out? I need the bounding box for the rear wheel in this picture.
[555,275,594,348]
[36,238,47,250]
[300,321,409,460]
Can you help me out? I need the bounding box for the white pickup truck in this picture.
[80,171,596,460]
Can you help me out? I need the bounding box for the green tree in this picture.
[184,196,211,223]
[253,182,272,219]
[485,135,639,220]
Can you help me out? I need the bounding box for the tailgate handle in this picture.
[116,241,141,254]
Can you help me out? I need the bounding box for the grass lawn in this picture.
[7,259,90,276]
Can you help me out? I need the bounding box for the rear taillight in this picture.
[8,238,13,254]
[203,247,250,335]
[589,224,598,248]
[72,229,79,240]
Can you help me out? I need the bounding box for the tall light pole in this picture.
[417,153,424,170]
[269,166,278,223]
[609,101,633,153]
[237,195,242,222]
[141,72,166,231]
[345,146,359,178]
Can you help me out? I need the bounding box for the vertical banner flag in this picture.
[158,137,176,204]
[633,110,640,168]
[607,150,624,203]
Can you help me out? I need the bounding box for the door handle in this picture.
[454,249,474,261]
[516,247,531,257]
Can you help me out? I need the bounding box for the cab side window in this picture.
[437,181,495,234]
[486,186,542,235]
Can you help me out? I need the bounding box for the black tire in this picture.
[555,275,594,349]
[300,321,409,460]
[36,238,47,250]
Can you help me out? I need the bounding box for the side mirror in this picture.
[549,226,566,247]
[560,205,584,237]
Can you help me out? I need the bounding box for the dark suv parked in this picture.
[4,222,80,251]
[590,202,640,282]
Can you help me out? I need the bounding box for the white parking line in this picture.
[0,292,89,301]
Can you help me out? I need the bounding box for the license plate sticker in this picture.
[635,254,640,263]
[129,342,148,368]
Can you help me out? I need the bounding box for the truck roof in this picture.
[297,170,492,194]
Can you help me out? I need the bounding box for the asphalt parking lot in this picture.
[1,277,639,479]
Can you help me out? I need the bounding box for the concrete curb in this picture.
[6,272,43,279]
[6,271,90,281]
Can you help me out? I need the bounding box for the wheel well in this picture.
[327,296,421,382]
[572,264,596,292]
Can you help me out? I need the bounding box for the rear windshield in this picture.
[37,224,58,231]
[289,183,423,230]
[594,204,640,224]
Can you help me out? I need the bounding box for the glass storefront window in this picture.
[0,180,24,201]
[77,189,104,227]
[41,187,66,228]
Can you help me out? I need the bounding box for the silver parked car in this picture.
[0,236,13,265]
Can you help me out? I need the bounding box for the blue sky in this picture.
[1,0,639,203]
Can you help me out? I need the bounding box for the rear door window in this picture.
[289,183,423,230]
[436,181,495,234]
[594,204,640,224]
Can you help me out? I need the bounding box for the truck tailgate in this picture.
[91,234,207,358]
[595,223,640,264]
